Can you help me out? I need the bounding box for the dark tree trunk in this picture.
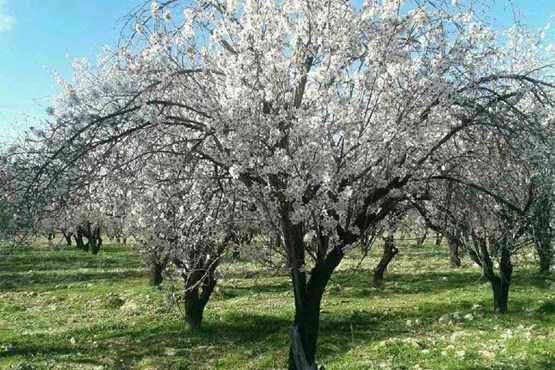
[78,223,102,255]
[435,232,443,246]
[90,226,102,255]
[289,293,322,370]
[538,249,552,276]
[416,228,428,247]
[183,267,218,329]
[63,232,73,246]
[148,254,169,287]
[530,185,553,276]
[496,246,512,313]
[480,242,512,313]
[373,233,399,287]
[74,228,87,251]
[149,262,165,287]
[535,235,552,276]
[447,237,461,268]
[122,237,127,245]
[490,276,508,314]
[184,287,204,329]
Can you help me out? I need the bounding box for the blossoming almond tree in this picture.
[126,150,244,328]
[21,0,555,368]
[413,132,555,313]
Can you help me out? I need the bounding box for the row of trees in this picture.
[2,1,555,369]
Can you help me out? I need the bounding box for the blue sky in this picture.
[0,0,140,139]
[0,0,554,141]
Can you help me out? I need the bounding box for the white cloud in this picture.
[0,0,15,32]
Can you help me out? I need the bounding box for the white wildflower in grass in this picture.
[165,348,177,356]
[479,350,496,360]
[501,329,514,340]
[438,314,451,324]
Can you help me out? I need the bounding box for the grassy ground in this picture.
[0,240,554,370]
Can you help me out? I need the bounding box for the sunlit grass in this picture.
[1,239,554,369]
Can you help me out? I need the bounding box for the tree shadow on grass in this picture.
[327,268,554,298]
[2,313,292,368]
[0,269,147,293]
[0,246,139,274]
[3,296,553,369]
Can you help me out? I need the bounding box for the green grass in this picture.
[1,240,554,369]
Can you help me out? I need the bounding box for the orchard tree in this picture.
[414,146,545,313]
[24,0,555,368]
[135,180,239,328]
[528,167,555,276]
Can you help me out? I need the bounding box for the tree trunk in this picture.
[539,250,551,276]
[184,287,204,329]
[289,293,322,370]
[536,239,552,276]
[74,228,87,251]
[183,268,217,329]
[490,271,510,313]
[63,232,73,246]
[448,237,461,268]
[435,232,443,246]
[79,223,102,255]
[373,233,399,287]
[148,254,169,287]
[285,224,343,370]
[90,226,102,255]
[531,186,553,276]
[481,242,512,313]
[89,237,98,255]
[490,276,503,313]
[149,262,165,287]
[496,246,512,313]
[416,228,427,247]
[282,214,318,370]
